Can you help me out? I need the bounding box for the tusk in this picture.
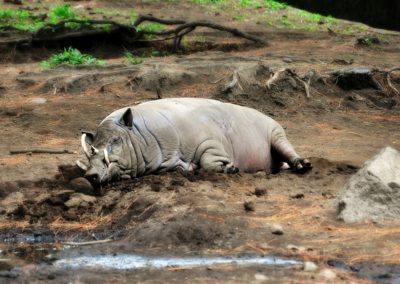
[91,145,99,155]
[76,159,88,171]
[104,148,110,166]
[81,134,91,159]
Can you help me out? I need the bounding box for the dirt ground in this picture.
[0,0,400,283]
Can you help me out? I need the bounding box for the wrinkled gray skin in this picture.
[77,98,311,186]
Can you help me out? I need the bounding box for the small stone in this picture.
[319,268,336,280]
[254,273,268,281]
[303,261,318,272]
[282,58,293,63]
[30,97,47,105]
[64,193,97,208]
[244,201,255,211]
[33,193,51,204]
[271,224,284,235]
[254,187,267,197]
[0,192,26,216]
[48,190,74,205]
[289,192,304,199]
[287,244,306,252]
[69,177,94,195]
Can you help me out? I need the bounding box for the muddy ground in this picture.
[0,1,400,283]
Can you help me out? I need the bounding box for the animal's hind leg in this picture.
[196,140,238,173]
[271,125,312,172]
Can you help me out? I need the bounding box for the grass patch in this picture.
[0,8,43,31]
[265,0,288,10]
[124,51,143,65]
[40,47,106,69]
[233,15,246,21]
[192,0,227,4]
[135,22,164,33]
[239,0,262,8]
[48,4,77,23]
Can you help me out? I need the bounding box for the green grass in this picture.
[265,0,288,10]
[124,51,143,65]
[192,0,227,4]
[239,0,262,8]
[40,47,106,69]
[135,22,164,33]
[0,8,41,31]
[48,4,77,23]
[233,15,246,21]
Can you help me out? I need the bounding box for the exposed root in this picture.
[9,149,74,155]
[386,67,400,96]
[286,69,312,98]
[266,68,285,89]
[223,70,243,93]
[64,238,113,246]
[2,15,264,51]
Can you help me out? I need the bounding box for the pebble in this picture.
[287,244,306,252]
[254,273,268,281]
[254,187,267,197]
[30,97,47,105]
[303,261,318,272]
[244,201,255,212]
[65,193,97,208]
[319,268,336,280]
[271,224,284,235]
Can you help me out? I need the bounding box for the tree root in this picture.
[386,67,400,96]
[10,149,74,155]
[266,68,285,89]
[266,68,313,98]
[2,15,264,51]
[223,70,243,93]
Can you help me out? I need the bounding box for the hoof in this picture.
[291,158,313,173]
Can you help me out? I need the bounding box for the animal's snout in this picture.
[85,172,101,185]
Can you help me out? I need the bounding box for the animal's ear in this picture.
[119,108,133,128]
[81,131,94,145]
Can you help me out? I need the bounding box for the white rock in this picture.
[271,224,284,235]
[30,97,47,104]
[303,261,318,272]
[254,273,268,281]
[318,268,336,280]
[337,147,400,223]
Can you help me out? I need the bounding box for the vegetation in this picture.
[0,0,373,38]
[48,4,78,24]
[124,51,143,65]
[40,47,106,69]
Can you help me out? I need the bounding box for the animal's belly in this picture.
[233,141,270,173]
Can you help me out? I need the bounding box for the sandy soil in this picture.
[0,1,400,283]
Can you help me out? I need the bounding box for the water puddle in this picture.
[55,254,301,270]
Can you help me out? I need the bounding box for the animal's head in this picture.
[76,108,135,187]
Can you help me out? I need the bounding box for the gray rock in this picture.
[337,147,400,223]
[69,177,94,195]
[331,67,379,90]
